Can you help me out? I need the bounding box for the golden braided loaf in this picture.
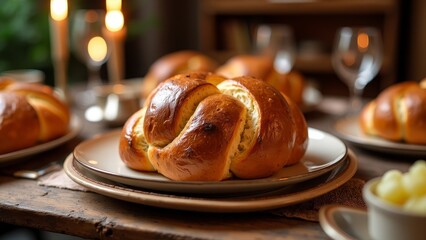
[120,72,308,181]
[359,80,426,144]
[0,78,70,154]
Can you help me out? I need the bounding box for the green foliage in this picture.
[0,0,51,72]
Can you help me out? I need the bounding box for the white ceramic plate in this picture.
[319,205,370,240]
[65,150,357,212]
[73,128,347,194]
[335,117,426,156]
[0,115,81,164]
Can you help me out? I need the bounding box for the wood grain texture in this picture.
[0,177,326,239]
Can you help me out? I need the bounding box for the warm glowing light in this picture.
[357,33,369,50]
[105,10,124,32]
[106,0,122,11]
[88,36,108,62]
[50,0,68,21]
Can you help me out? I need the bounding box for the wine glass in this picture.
[71,9,110,107]
[332,27,383,116]
[256,24,296,74]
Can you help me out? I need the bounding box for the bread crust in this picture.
[143,72,220,147]
[359,81,426,144]
[120,72,308,181]
[119,107,155,171]
[5,82,70,142]
[0,79,70,154]
[283,95,308,166]
[220,76,296,179]
[149,94,246,181]
[0,93,40,154]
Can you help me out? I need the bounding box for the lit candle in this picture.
[49,0,69,100]
[105,10,124,32]
[106,0,122,11]
[105,0,126,84]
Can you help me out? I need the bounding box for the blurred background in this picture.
[1,0,425,98]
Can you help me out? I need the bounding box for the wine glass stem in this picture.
[348,83,363,115]
[87,65,102,89]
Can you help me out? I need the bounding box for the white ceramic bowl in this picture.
[363,178,426,240]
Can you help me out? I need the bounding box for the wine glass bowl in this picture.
[332,27,383,115]
[256,24,296,74]
[71,9,110,88]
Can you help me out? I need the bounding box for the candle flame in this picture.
[50,0,68,21]
[88,36,108,62]
[107,0,122,11]
[105,10,124,32]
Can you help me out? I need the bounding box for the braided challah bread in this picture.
[359,80,426,144]
[120,72,308,181]
[0,78,70,154]
[141,51,218,99]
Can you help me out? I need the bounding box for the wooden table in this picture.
[0,98,417,240]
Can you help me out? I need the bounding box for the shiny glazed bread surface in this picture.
[120,72,308,181]
[359,80,426,144]
[0,79,70,154]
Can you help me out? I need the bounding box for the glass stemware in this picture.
[71,9,110,107]
[332,27,383,115]
[256,24,296,74]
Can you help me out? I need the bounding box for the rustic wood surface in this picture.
[0,97,417,240]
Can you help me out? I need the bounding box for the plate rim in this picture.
[64,150,357,212]
[0,114,82,163]
[334,117,426,154]
[72,127,348,193]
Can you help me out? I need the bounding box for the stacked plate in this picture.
[64,128,357,213]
